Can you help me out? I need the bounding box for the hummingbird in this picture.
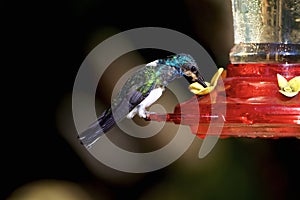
[78,53,207,148]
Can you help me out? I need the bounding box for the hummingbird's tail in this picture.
[78,108,116,148]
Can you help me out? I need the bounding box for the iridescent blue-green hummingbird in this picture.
[78,53,207,148]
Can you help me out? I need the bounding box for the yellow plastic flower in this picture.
[189,68,224,95]
[277,74,300,97]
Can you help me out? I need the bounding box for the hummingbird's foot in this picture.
[126,105,151,119]
[126,106,156,119]
[137,107,158,119]
[127,87,164,119]
[137,105,148,119]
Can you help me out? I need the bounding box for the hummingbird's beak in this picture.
[188,71,208,88]
[196,75,207,88]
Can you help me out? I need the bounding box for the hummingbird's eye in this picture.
[191,66,197,73]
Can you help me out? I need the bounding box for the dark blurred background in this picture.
[3,0,300,199]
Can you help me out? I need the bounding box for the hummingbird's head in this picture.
[169,54,207,88]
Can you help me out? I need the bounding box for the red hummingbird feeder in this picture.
[149,0,300,139]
